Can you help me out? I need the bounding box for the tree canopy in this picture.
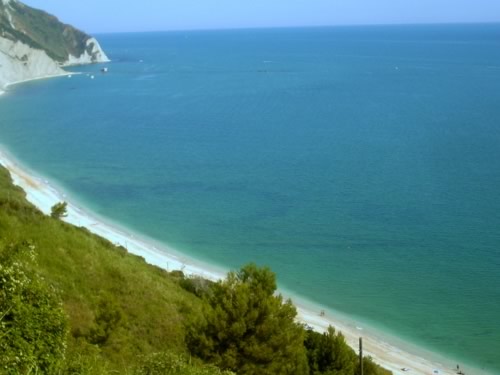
[188,263,309,375]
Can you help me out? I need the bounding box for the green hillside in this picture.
[0,0,97,62]
[0,166,223,373]
[0,165,391,375]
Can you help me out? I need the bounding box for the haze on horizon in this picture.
[20,0,500,34]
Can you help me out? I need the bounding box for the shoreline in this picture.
[0,147,491,375]
[0,146,227,282]
[1,71,77,95]
[0,74,492,375]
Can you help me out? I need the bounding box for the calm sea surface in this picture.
[1,24,500,372]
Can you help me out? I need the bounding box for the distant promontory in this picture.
[0,0,109,91]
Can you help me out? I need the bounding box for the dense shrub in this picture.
[305,327,392,375]
[134,352,234,375]
[0,241,68,374]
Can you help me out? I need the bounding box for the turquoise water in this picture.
[1,24,500,372]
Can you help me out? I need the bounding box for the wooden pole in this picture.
[359,337,364,375]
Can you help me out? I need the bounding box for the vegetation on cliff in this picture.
[0,166,390,375]
[0,0,105,63]
[187,264,309,374]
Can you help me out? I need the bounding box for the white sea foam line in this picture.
[3,72,80,90]
[0,108,493,375]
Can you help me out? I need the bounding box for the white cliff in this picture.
[63,37,110,67]
[0,0,110,93]
[0,37,66,92]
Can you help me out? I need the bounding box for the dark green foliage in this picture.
[179,274,214,298]
[188,264,309,375]
[0,241,68,374]
[305,327,357,375]
[51,201,67,219]
[87,297,124,345]
[134,352,234,375]
[305,327,392,375]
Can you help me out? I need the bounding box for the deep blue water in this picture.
[1,24,500,372]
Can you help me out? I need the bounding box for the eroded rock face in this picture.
[63,37,110,66]
[0,0,109,91]
[0,37,65,88]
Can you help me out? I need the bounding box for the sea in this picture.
[1,24,500,373]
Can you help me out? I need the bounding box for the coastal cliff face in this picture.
[0,0,109,90]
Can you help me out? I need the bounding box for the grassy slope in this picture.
[0,166,391,375]
[0,166,203,371]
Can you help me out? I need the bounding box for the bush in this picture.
[305,327,392,375]
[0,241,68,374]
[179,275,213,298]
[305,327,357,375]
[134,352,234,375]
[51,201,68,219]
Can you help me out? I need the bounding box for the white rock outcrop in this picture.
[0,37,66,92]
[63,37,110,67]
[0,36,109,93]
[0,0,110,93]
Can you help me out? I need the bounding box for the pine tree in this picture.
[50,201,68,219]
[188,264,309,375]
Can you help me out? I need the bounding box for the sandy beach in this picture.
[0,145,489,375]
[0,72,76,95]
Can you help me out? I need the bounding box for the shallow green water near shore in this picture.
[1,24,500,372]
